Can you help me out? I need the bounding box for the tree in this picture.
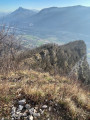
[0,25,21,74]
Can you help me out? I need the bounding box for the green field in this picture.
[17,34,64,49]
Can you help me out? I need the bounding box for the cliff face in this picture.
[19,40,90,84]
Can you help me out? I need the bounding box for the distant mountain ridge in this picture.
[1,5,90,38]
[29,5,90,34]
[0,5,90,63]
[1,5,90,36]
[0,7,38,25]
[1,5,90,32]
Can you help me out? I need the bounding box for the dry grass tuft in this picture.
[0,70,90,119]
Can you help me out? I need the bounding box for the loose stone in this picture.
[25,104,31,109]
[18,105,23,111]
[29,115,33,120]
[42,105,48,109]
[18,99,26,105]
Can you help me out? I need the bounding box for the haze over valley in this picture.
[0,5,90,64]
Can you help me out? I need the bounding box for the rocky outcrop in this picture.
[18,40,90,84]
[10,99,48,120]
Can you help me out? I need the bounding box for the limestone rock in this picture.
[18,99,26,105]
[25,104,31,109]
[42,105,48,109]
[29,115,33,120]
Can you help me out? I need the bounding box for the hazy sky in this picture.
[0,0,90,12]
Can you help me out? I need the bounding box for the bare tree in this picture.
[0,25,21,74]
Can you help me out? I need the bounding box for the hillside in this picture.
[29,5,90,35]
[0,70,90,120]
[17,40,90,84]
[0,40,90,120]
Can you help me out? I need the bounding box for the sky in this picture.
[0,0,90,12]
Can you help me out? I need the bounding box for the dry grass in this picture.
[0,70,90,119]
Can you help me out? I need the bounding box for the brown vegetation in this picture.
[0,28,90,120]
[0,70,90,119]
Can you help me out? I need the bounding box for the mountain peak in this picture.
[17,7,25,11]
[18,7,23,9]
